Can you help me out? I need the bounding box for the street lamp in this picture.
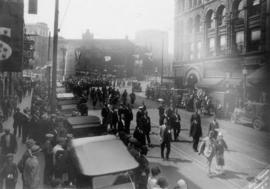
[242,67,248,102]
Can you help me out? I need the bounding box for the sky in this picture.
[24,0,174,53]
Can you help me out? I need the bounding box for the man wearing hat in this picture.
[0,154,18,189]
[43,134,54,185]
[53,137,67,180]
[23,145,41,189]
[21,108,31,143]
[0,128,17,155]
[18,139,36,177]
[174,179,188,189]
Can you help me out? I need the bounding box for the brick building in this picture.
[173,0,270,102]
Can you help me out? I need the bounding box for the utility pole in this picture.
[161,36,164,85]
[51,0,59,113]
[47,32,51,100]
[48,31,51,61]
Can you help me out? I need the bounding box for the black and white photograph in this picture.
[0,0,270,188]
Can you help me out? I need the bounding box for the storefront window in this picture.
[236,31,244,53]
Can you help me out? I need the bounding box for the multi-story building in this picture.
[174,0,270,102]
[57,30,139,80]
[25,22,49,67]
[135,30,169,67]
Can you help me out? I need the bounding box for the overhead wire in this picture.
[59,0,72,30]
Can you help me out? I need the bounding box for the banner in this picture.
[0,1,24,72]
[28,0,38,14]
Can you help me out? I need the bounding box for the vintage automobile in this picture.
[58,104,78,117]
[131,81,142,92]
[71,135,138,189]
[230,102,270,131]
[65,115,106,138]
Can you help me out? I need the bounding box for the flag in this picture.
[0,2,24,72]
[104,56,111,62]
[0,27,11,37]
[28,0,38,14]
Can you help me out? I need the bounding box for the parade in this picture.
[1,0,270,188]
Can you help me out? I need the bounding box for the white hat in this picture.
[177,179,187,189]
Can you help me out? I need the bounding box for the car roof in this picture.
[67,116,101,126]
[56,93,74,99]
[72,135,139,176]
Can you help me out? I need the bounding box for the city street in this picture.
[86,85,270,189]
[1,84,269,189]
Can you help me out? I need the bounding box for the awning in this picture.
[218,78,242,88]
[247,66,270,89]
[196,78,223,89]
[72,135,139,176]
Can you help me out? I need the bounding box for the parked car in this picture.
[71,135,138,189]
[231,102,270,131]
[132,81,142,92]
[65,115,106,138]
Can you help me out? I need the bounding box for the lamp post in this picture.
[51,0,59,113]
[242,67,247,102]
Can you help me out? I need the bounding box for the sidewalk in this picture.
[0,93,35,189]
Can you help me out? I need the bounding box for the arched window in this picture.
[206,10,215,29]
[217,6,226,26]
[194,15,202,32]
[234,0,245,20]
[249,0,260,16]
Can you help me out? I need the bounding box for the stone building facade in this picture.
[173,0,270,96]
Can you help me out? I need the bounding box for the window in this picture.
[251,29,261,41]
[219,35,227,52]
[208,38,215,56]
[249,0,260,16]
[249,29,261,51]
[236,0,245,20]
[236,31,244,53]
[217,6,226,26]
[206,10,215,29]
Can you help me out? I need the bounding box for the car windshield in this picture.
[93,173,134,189]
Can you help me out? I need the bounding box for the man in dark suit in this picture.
[13,108,22,137]
[118,114,125,133]
[190,110,202,152]
[0,128,17,155]
[123,104,133,134]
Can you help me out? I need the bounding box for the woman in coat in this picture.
[199,131,217,176]
[215,132,228,174]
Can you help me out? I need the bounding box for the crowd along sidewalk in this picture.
[0,91,40,189]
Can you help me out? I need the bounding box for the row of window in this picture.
[185,28,261,60]
[181,0,261,34]
[178,0,260,15]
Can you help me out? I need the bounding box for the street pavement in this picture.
[90,84,270,189]
[1,85,269,189]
